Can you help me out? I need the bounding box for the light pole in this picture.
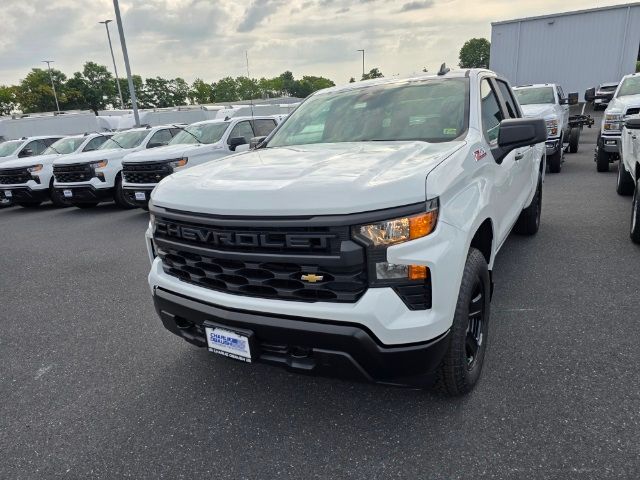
[99,19,125,109]
[42,60,60,112]
[357,49,365,79]
[112,0,140,127]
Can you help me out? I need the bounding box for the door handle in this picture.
[514,152,524,161]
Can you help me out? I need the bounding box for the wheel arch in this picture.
[469,218,494,268]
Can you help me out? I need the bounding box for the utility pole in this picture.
[112,0,140,126]
[99,19,125,109]
[42,60,60,112]
[357,49,365,79]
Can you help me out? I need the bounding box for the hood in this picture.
[53,147,132,165]
[607,94,640,113]
[152,141,465,216]
[0,153,62,169]
[123,143,209,163]
[520,104,556,119]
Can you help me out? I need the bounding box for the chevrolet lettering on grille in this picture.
[155,220,336,250]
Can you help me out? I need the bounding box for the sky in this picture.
[0,0,629,87]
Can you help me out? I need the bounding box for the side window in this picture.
[148,129,173,148]
[44,138,59,147]
[252,119,277,137]
[496,81,520,119]
[83,136,108,152]
[170,128,182,137]
[25,140,46,155]
[228,121,255,144]
[480,79,504,145]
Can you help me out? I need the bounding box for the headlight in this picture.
[168,157,188,168]
[545,119,559,137]
[354,198,439,247]
[90,160,108,169]
[27,164,43,173]
[603,113,623,132]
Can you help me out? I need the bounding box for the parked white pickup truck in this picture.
[0,133,111,208]
[588,73,640,172]
[121,116,282,207]
[52,125,180,208]
[620,116,640,243]
[145,68,546,395]
[513,83,577,173]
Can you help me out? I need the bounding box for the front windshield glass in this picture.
[98,130,149,150]
[617,77,640,97]
[43,137,84,155]
[170,122,229,145]
[267,78,468,147]
[514,87,555,105]
[0,140,22,157]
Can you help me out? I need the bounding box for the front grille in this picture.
[123,161,173,184]
[53,163,93,183]
[0,168,30,185]
[625,108,640,117]
[156,245,367,303]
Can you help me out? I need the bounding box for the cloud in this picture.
[399,1,434,12]
[237,0,285,32]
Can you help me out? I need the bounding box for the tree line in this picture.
[0,62,337,115]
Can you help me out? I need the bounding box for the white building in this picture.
[490,3,640,98]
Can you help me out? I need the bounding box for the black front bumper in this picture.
[54,185,113,204]
[0,186,50,202]
[153,287,450,387]
[123,186,153,206]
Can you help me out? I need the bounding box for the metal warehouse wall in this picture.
[490,3,640,99]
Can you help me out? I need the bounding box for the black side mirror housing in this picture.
[585,88,596,102]
[559,97,568,105]
[625,118,640,130]
[228,136,247,151]
[568,92,579,105]
[249,136,267,149]
[19,148,34,158]
[493,118,547,163]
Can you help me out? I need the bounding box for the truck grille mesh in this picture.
[122,162,173,184]
[0,168,30,185]
[53,163,93,183]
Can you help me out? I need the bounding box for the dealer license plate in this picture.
[205,327,252,363]
[135,191,146,201]
[4,190,12,198]
[63,189,73,198]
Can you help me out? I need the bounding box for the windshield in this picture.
[617,77,640,97]
[0,140,22,157]
[514,87,555,105]
[43,137,84,155]
[267,78,468,147]
[170,122,229,145]
[98,130,149,150]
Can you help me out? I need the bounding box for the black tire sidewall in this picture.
[632,180,640,243]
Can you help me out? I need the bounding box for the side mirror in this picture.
[625,118,640,130]
[585,88,596,102]
[228,136,247,151]
[493,118,547,163]
[559,97,568,105]
[147,142,165,149]
[568,92,579,105]
[19,148,34,158]
[249,136,267,149]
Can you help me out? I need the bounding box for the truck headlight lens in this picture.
[355,198,439,247]
[545,119,558,137]
[27,164,43,173]
[603,113,623,132]
[168,157,188,168]
[90,160,108,169]
[375,263,429,280]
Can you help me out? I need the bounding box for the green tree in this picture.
[290,75,335,97]
[65,62,117,113]
[189,78,214,104]
[458,38,490,69]
[362,68,383,80]
[636,60,640,73]
[15,68,67,113]
[170,78,190,106]
[212,77,239,102]
[0,86,18,115]
[236,76,261,100]
[349,77,356,83]
[278,71,296,96]
[118,75,144,109]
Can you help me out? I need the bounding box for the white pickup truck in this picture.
[588,73,640,172]
[513,83,577,173]
[52,125,180,208]
[121,116,282,207]
[0,133,111,208]
[620,116,640,243]
[145,68,547,395]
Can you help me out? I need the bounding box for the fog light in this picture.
[376,262,407,279]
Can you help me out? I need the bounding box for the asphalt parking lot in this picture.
[1,117,639,479]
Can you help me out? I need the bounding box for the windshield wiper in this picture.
[48,145,61,154]
[172,124,202,143]
[93,131,124,148]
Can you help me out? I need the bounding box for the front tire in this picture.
[113,176,137,209]
[596,134,610,172]
[514,174,542,235]
[548,139,562,173]
[435,248,490,396]
[616,161,634,196]
[568,127,580,154]
[631,180,640,244]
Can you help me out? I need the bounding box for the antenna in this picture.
[437,63,450,76]
[246,51,255,126]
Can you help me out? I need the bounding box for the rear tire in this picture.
[113,176,137,209]
[616,161,635,196]
[514,174,542,235]
[568,127,580,154]
[631,180,640,244]
[596,134,610,172]
[435,248,490,396]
